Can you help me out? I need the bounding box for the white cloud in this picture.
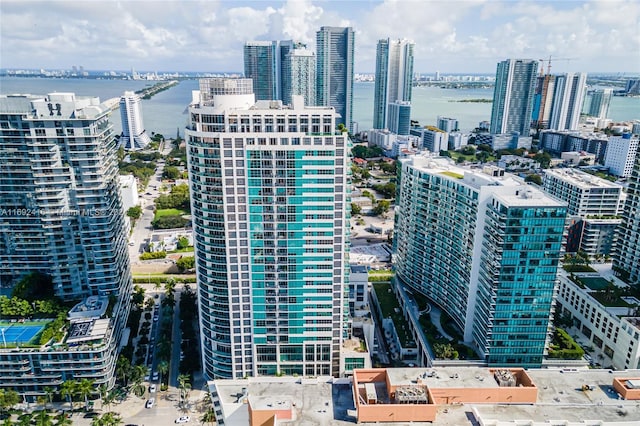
[0,0,638,73]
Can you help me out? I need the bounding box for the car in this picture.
[129,242,135,246]
[145,398,155,409]
[175,416,190,424]
[152,372,159,381]
[153,314,159,322]
[149,384,157,393]
[145,192,152,195]
[144,374,150,382]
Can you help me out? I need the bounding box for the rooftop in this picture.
[544,168,623,190]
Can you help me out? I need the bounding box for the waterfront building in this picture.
[604,133,639,178]
[0,93,131,397]
[316,26,355,132]
[437,116,459,133]
[372,38,414,131]
[394,155,567,367]
[448,132,470,150]
[532,73,586,131]
[186,78,350,379]
[614,148,640,284]
[490,59,538,136]
[542,168,625,255]
[367,129,417,158]
[119,90,151,150]
[586,88,613,120]
[387,100,411,135]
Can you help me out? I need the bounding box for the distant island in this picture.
[451,98,493,103]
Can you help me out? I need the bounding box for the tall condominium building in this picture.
[532,73,586,131]
[0,93,131,396]
[542,169,625,255]
[548,73,587,131]
[316,26,355,132]
[281,43,316,107]
[372,38,414,130]
[394,156,567,367]
[244,41,278,101]
[614,149,640,284]
[490,59,538,136]
[604,133,640,177]
[244,40,316,106]
[119,90,152,150]
[586,88,613,119]
[186,79,350,379]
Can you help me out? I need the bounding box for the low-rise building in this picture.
[555,269,640,370]
[561,151,596,166]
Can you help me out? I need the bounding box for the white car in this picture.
[152,372,159,381]
[175,416,190,424]
[149,384,157,393]
[145,398,155,409]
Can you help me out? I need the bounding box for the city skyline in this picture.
[1,0,639,74]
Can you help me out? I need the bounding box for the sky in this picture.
[1,0,639,74]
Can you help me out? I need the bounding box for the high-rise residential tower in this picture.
[394,156,567,367]
[373,38,414,131]
[0,93,132,396]
[614,149,640,284]
[244,41,278,101]
[281,43,316,107]
[548,73,587,131]
[490,59,538,136]
[586,88,613,120]
[186,78,350,379]
[119,91,152,150]
[316,26,355,132]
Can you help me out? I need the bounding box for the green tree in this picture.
[201,409,217,425]
[59,380,77,408]
[76,378,95,411]
[177,374,191,410]
[54,412,73,426]
[433,343,459,360]
[372,199,391,216]
[176,256,195,272]
[33,410,53,426]
[351,202,362,216]
[92,412,122,426]
[115,355,132,386]
[176,236,190,250]
[157,360,169,383]
[17,413,33,426]
[126,205,142,220]
[162,166,180,180]
[534,152,552,168]
[0,389,20,415]
[524,174,542,185]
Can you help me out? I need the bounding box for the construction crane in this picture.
[538,55,577,75]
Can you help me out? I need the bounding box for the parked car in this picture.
[152,371,159,381]
[175,416,190,424]
[145,398,155,409]
[149,384,157,393]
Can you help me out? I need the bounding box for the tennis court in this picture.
[0,321,48,346]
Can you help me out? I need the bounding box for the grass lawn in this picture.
[154,208,188,218]
[167,246,195,253]
[373,283,416,348]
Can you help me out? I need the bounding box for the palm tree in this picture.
[157,360,169,384]
[54,412,73,426]
[131,365,148,386]
[43,387,55,411]
[2,417,13,426]
[33,410,53,426]
[200,409,216,425]
[177,374,191,410]
[92,412,122,426]
[76,379,95,411]
[17,413,33,426]
[115,355,131,386]
[59,380,76,410]
[98,384,108,410]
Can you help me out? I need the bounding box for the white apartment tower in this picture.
[373,38,415,131]
[548,73,587,131]
[119,91,151,150]
[186,79,350,379]
[604,134,640,178]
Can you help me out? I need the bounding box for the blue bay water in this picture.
[1,77,638,136]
